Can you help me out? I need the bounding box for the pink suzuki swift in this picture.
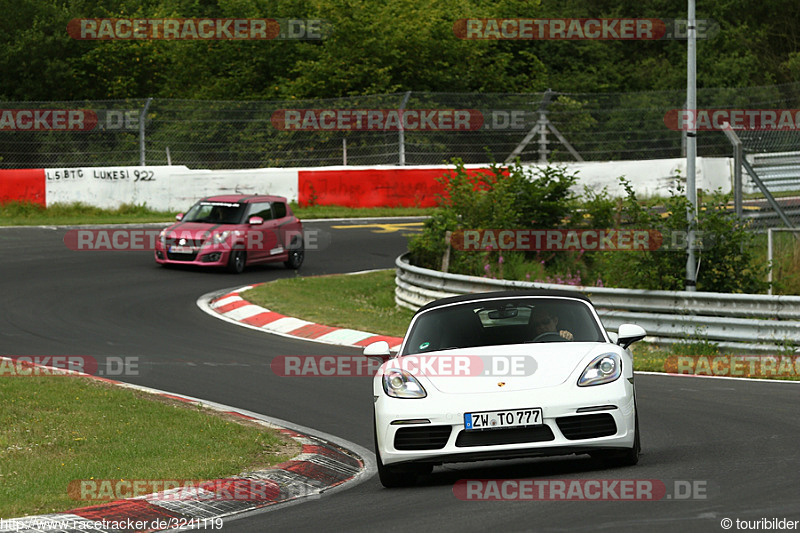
[154,195,304,273]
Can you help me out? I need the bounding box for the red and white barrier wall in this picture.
[0,169,47,205]
[0,158,733,211]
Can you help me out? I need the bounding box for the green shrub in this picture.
[408,159,580,276]
[596,179,767,293]
[409,162,769,294]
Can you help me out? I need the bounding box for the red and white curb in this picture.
[0,357,370,533]
[203,284,403,352]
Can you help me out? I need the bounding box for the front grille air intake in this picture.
[455,426,555,447]
[394,426,452,450]
[556,414,617,440]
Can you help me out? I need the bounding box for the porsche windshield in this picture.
[182,201,246,224]
[401,297,606,355]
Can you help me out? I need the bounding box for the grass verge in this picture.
[245,270,414,338]
[0,201,434,226]
[291,204,435,219]
[0,373,299,518]
[243,270,800,380]
[0,202,177,226]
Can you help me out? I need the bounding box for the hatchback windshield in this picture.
[182,201,247,224]
[401,297,606,355]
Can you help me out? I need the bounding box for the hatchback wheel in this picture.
[227,250,246,273]
[284,242,304,270]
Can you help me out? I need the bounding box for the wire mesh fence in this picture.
[1,83,799,170]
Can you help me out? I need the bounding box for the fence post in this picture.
[768,228,774,295]
[537,110,549,163]
[398,91,411,165]
[139,97,153,166]
[441,230,452,273]
[721,122,743,220]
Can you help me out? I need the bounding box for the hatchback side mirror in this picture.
[248,216,264,226]
[175,213,184,221]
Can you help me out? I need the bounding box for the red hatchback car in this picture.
[154,195,304,273]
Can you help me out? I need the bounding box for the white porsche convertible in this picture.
[365,290,646,488]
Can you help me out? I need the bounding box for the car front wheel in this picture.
[374,418,431,488]
[227,250,246,273]
[591,409,640,467]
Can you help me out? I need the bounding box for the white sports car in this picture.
[365,290,646,488]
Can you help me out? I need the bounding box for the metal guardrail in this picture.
[743,152,800,193]
[395,253,800,352]
[745,151,800,194]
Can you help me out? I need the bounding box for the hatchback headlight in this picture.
[211,231,231,245]
[382,369,427,399]
[578,353,621,387]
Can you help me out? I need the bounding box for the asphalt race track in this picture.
[2,219,799,533]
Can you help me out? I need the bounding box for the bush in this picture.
[596,179,767,293]
[409,162,768,294]
[408,159,580,276]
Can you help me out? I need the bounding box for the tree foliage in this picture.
[1,0,799,101]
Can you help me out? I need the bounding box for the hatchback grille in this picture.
[394,426,452,450]
[556,414,617,440]
[455,426,555,447]
[166,251,199,261]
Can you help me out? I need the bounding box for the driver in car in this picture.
[531,309,574,341]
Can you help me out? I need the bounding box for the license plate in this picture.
[464,408,543,431]
[169,245,195,254]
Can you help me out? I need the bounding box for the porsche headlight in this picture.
[578,353,621,387]
[382,369,427,399]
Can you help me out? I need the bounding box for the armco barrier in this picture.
[394,253,800,352]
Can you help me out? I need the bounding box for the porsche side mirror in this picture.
[617,324,646,349]
[363,340,391,357]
